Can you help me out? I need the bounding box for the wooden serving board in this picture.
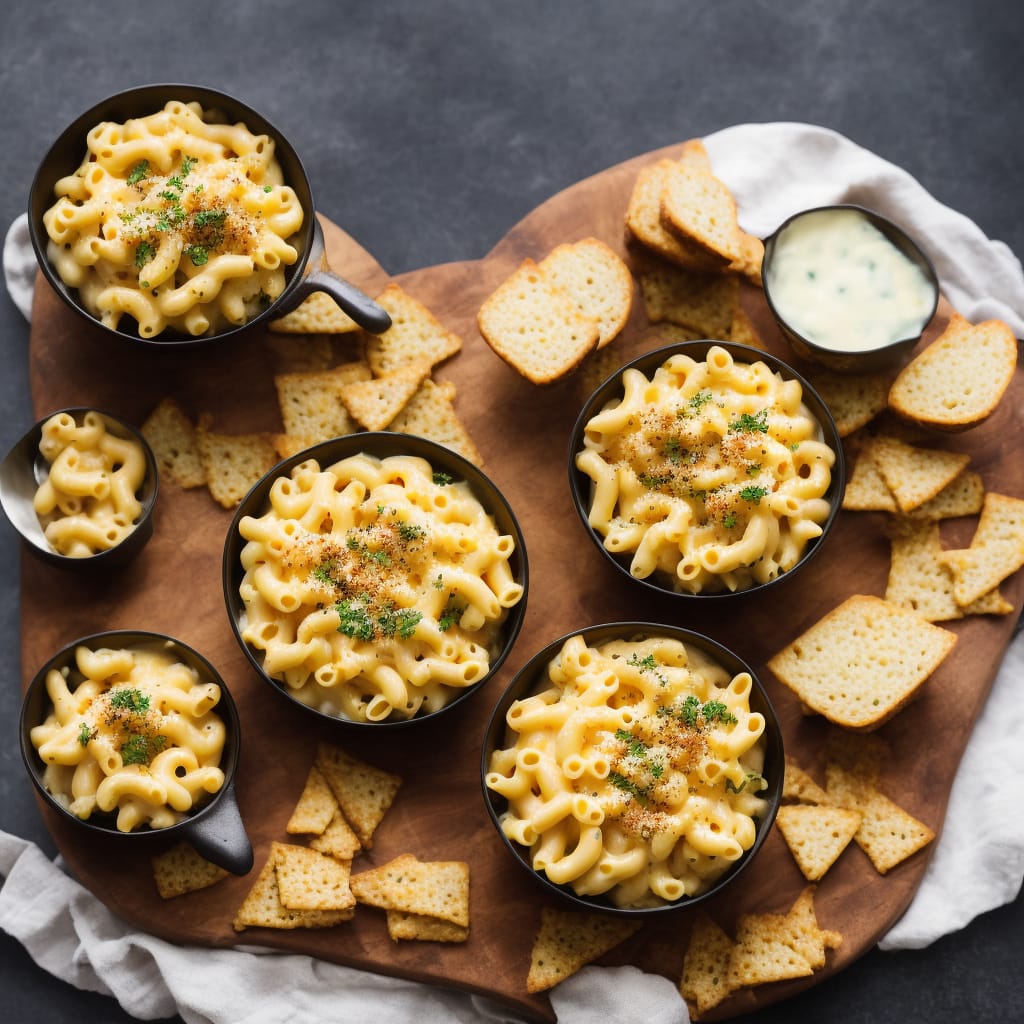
[21,144,1024,1022]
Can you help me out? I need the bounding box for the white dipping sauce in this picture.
[766,208,935,352]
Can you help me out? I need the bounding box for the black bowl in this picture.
[223,431,529,731]
[20,629,252,875]
[28,83,390,346]
[0,408,159,571]
[761,204,939,373]
[480,622,784,916]
[568,340,846,599]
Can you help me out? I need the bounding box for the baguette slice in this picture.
[888,313,1017,430]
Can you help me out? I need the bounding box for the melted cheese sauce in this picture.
[766,208,935,352]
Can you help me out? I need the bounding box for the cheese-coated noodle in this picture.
[576,346,835,593]
[486,633,769,907]
[33,411,147,557]
[237,453,524,723]
[42,100,303,338]
[29,643,227,832]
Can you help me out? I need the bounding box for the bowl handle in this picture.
[181,781,254,876]
[283,220,392,334]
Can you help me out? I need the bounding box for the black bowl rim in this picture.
[760,202,940,361]
[0,406,160,568]
[27,82,316,348]
[479,620,785,916]
[567,339,847,600]
[221,430,530,731]
[20,628,242,838]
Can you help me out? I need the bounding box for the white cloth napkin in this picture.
[3,122,1023,1021]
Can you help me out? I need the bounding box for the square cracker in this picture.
[939,492,1024,607]
[885,518,1012,621]
[151,842,228,899]
[767,594,957,730]
[269,291,360,334]
[526,907,642,993]
[635,254,739,338]
[274,361,371,440]
[196,421,279,509]
[314,743,402,848]
[232,846,354,931]
[274,842,356,912]
[364,283,463,376]
[349,853,469,927]
[809,370,894,437]
[141,397,206,489]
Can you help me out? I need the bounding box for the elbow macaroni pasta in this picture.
[575,345,836,593]
[29,642,227,832]
[236,452,524,723]
[33,410,147,557]
[42,100,304,338]
[486,633,769,908]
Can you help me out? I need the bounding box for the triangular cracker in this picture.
[870,436,971,512]
[776,804,863,881]
[680,911,738,1017]
[526,907,642,993]
[388,377,483,466]
[308,810,363,861]
[151,842,228,899]
[349,853,469,927]
[274,360,371,440]
[728,912,814,987]
[285,764,339,836]
[339,361,433,431]
[196,420,279,509]
[782,757,831,805]
[314,743,402,848]
[141,398,206,489]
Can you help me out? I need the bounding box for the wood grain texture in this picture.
[20,144,1024,1021]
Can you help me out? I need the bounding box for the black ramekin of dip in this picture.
[762,204,939,373]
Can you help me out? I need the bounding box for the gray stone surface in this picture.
[1,1,1020,1021]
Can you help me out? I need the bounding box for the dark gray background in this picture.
[1,1,1021,1021]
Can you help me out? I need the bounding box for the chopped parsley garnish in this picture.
[78,722,93,747]
[739,484,769,504]
[640,473,673,489]
[263,184,273,193]
[134,240,157,269]
[438,595,464,631]
[127,160,149,186]
[608,771,650,803]
[181,155,198,176]
[335,596,422,641]
[120,733,167,766]
[184,244,209,266]
[627,651,667,686]
[663,695,738,728]
[722,512,738,529]
[193,208,227,230]
[664,438,683,464]
[109,688,151,714]
[729,409,770,433]
[432,471,454,486]
[397,522,426,543]
[688,390,714,412]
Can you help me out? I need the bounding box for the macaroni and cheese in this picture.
[575,345,836,594]
[42,99,304,338]
[29,642,227,832]
[33,410,148,557]
[486,632,770,908]
[236,452,524,723]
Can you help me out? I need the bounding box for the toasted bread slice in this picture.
[477,258,600,384]
[888,313,1017,431]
